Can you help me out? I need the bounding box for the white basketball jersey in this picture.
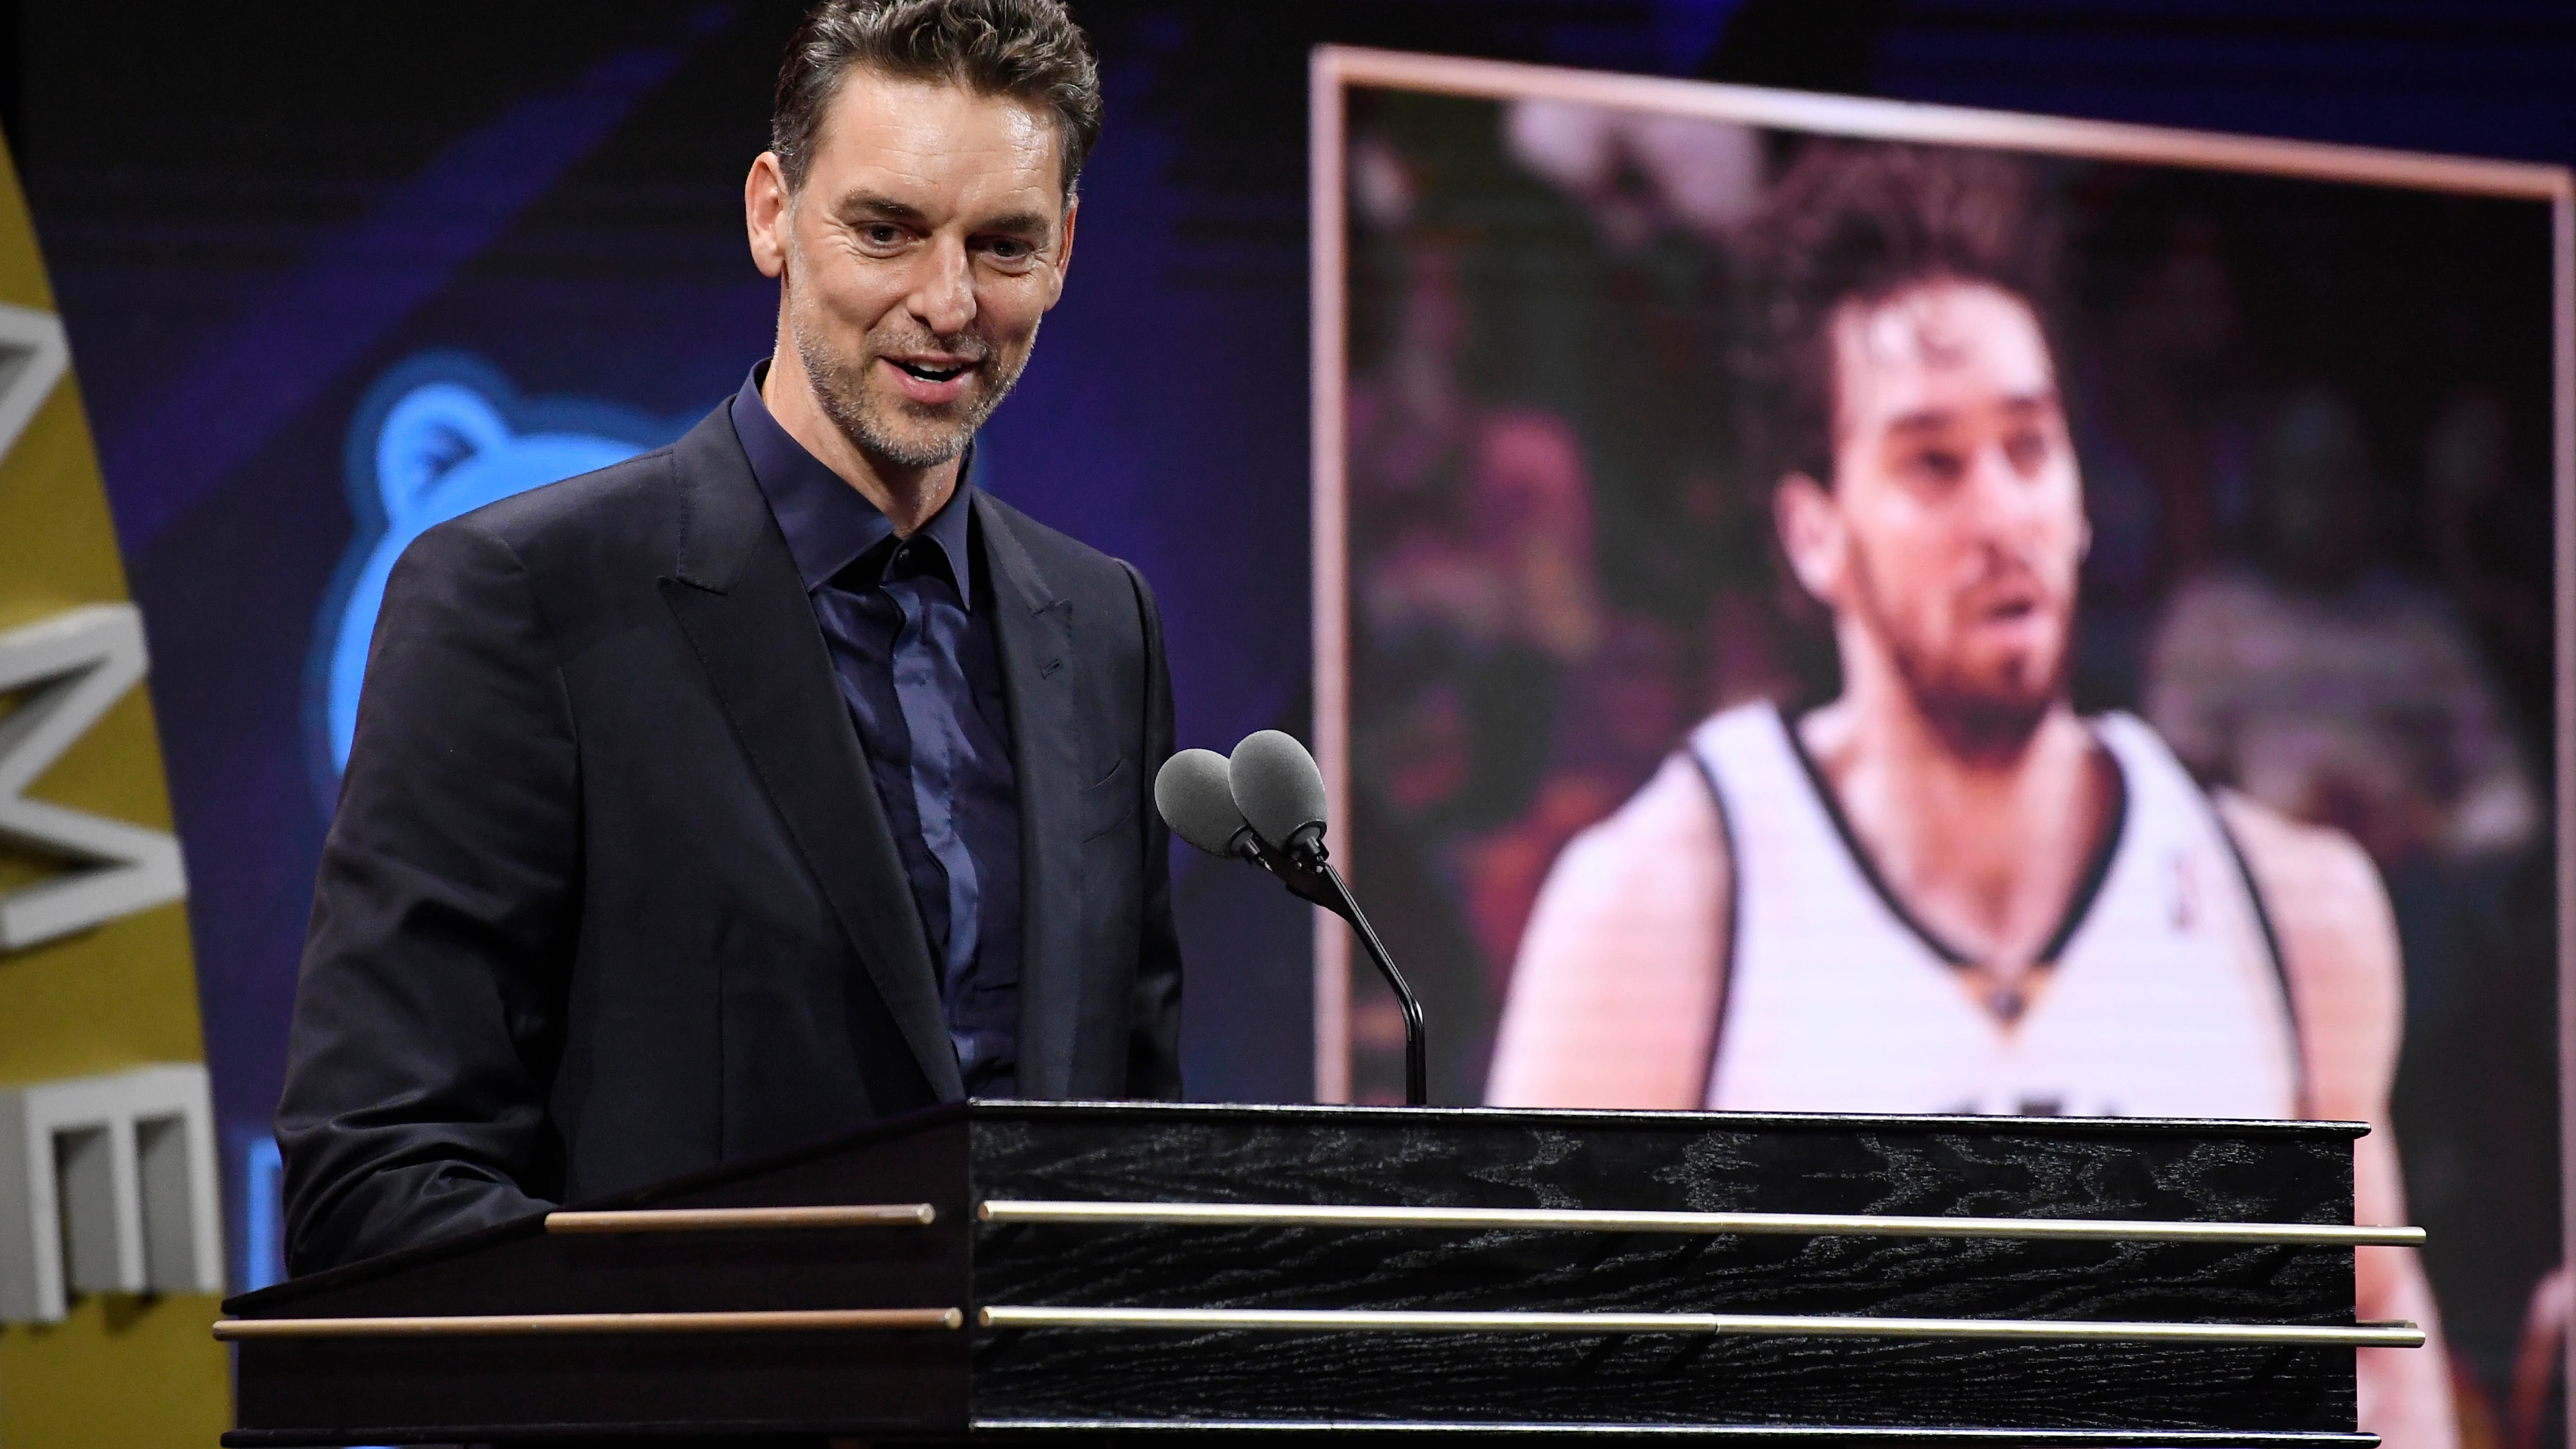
[1693,702,2300,1120]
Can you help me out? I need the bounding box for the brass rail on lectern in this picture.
[976,1304,2425,1347]
[974,1198,2425,1247]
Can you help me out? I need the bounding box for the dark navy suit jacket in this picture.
[276,405,1184,1275]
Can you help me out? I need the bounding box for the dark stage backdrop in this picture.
[14,5,2573,1425]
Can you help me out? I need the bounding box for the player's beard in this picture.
[788,284,1036,471]
[1845,542,2071,766]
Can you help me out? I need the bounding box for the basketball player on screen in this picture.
[1485,143,2452,1446]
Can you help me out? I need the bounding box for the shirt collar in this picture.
[729,361,977,604]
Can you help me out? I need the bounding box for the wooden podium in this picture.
[217,1101,2420,1446]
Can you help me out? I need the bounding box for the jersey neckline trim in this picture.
[1772,703,2129,974]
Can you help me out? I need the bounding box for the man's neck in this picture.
[1796,682,2115,976]
[761,349,959,538]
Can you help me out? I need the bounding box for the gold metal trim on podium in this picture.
[213,1307,963,1340]
[544,1203,936,1233]
[975,1199,2423,1247]
[976,1305,2425,1347]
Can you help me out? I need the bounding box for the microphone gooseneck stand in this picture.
[1230,830,1428,1107]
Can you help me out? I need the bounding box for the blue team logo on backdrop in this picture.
[310,352,686,789]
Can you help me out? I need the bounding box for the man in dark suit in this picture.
[277,0,1181,1275]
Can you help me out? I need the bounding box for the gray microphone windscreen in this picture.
[1155,749,1251,857]
[1228,730,1329,850]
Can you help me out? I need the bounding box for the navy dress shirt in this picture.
[730,367,1022,1096]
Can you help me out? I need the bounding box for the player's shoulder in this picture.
[1600,698,1813,859]
[2213,790,2381,902]
[1514,743,1732,1016]
[2212,789,2402,1080]
[1558,748,1729,883]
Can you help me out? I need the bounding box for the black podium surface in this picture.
[218,1101,2412,1447]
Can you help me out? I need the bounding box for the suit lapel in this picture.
[975,495,1083,1100]
[655,411,965,1103]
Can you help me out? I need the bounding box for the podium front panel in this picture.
[222,1102,2379,1446]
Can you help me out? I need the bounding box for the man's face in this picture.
[1777,279,2084,751]
[750,69,1073,469]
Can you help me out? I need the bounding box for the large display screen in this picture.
[1315,49,2571,1446]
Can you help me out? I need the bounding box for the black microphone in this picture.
[1220,731,1427,1107]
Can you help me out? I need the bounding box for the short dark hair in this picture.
[771,0,1102,202]
[1736,142,2057,490]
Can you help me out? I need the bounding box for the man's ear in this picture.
[1046,197,1079,308]
[1774,471,1846,609]
[746,152,790,280]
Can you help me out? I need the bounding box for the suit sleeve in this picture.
[1120,559,1186,1099]
[277,518,582,1273]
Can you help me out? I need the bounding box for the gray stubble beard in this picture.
[789,285,1037,473]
